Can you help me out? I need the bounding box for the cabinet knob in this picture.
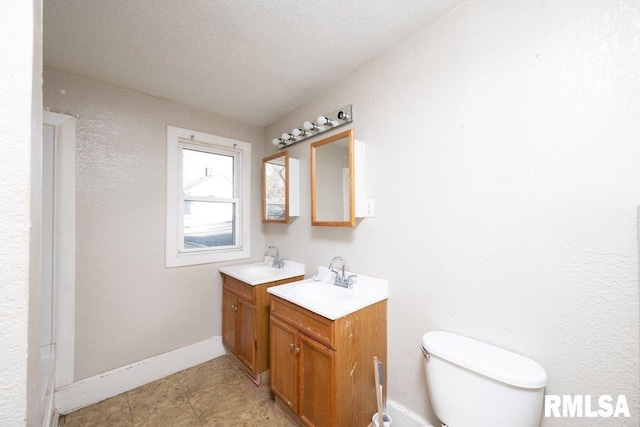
[289,343,295,349]
[295,347,300,354]
[233,305,238,312]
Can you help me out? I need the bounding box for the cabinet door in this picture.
[237,298,256,372]
[222,289,237,354]
[270,316,298,412]
[299,333,336,427]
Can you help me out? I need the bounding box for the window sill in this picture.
[165,247,251,268]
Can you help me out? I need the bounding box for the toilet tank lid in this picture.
[422,331,547,389]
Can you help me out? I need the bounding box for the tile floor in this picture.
[59,356,297,426]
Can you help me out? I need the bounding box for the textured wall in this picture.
[0,1,42,425]
[43,68,265,380]
[264,0,640,424]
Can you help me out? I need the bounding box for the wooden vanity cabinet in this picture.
[270,296,387,427]
[270,317,301,411]
[222,290,238,355]
[221,273,304,383]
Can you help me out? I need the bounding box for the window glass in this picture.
[183,201,235,249]
[182,149,234,198]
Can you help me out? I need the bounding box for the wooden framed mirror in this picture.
[263,151,299,223]
[311,129,356,227]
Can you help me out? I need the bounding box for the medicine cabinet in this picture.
[262,151,300,223]
[311,129,365,227]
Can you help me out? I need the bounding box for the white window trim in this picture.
[166,125,251,267]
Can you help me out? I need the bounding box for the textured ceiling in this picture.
[44,0,466,127]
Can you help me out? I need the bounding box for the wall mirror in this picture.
[311,129,365,227]
[263,151,299,223]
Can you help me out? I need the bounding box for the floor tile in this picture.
[58,356,296,426]
[61,393,133,427]
[128,375,199,427]
[176,356,242,395]
[199,397,295,427]
[180,358,293,426]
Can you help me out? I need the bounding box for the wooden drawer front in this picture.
[271,297,335,349]
[223,275,255,303]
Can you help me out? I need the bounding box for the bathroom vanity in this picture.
[268,274,388,426]
[219,261,304,384]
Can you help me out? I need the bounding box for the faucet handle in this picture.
[346,274,358,288]
[271,256,285,269]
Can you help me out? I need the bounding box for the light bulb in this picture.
[292,128,307,137]
[303,121,318,131]
[317,115,336,127]
[281,133,292,141]
[272,138,281,146]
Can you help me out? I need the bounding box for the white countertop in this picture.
[219,259,305,286]
[267,267,388,320]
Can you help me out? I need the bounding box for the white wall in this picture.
[0,0,43,425]
[43,68,265,381]
[264,0,640,424]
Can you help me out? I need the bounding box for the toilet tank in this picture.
[422,331,547,427]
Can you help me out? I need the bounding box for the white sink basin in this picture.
[293,282,354,303]
[219,260,304,286]
[268,270,388,320]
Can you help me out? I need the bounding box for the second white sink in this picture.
[293,281,354,303]
[268,270,388,320]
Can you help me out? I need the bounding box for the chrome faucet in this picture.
[264,246,285,269]
[328,256,357,288]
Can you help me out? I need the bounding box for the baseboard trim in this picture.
[386,399,432,427]
[55,336,225,414]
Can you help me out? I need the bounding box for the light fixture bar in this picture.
[272,104,354,149]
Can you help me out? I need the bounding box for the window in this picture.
[166,126,251,267]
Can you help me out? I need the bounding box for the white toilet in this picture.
[421,331,547,427]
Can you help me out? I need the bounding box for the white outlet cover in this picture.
[365,198,375,217]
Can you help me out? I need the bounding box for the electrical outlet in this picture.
[365,198,375,217]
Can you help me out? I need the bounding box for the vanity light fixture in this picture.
[281,132,297,142]
[292,128,309,138]
[303,121,319,131]
[337,110,350,121]
[272,104,354,149]
[317,115,336,127]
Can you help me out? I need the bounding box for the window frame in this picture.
[166,125,251,267]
